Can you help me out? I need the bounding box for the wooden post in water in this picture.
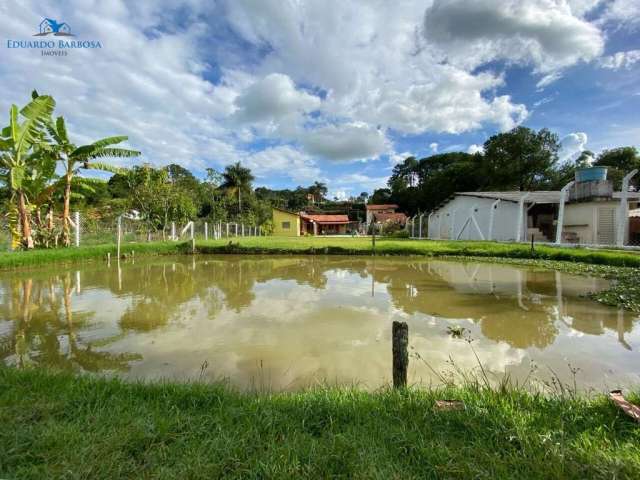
[530,234,535,254]
[117,216,122,260]
[372,224,376,255]
[392,321,409,388]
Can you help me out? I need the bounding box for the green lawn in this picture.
[1,368,639,479]
[1,236,639,270]
[197,236,640,267]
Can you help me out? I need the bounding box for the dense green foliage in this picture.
[1,368,639,479]
[0,91,140,249]
[379,126,640,215]
[0,93,369,250]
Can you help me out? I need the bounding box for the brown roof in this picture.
[374,212,407,223]
[300,213,350,224]
[366,204,399,211]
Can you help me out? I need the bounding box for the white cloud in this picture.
[225,0,528,136]
[242,145,322,183]
[233,73,321,124]
[598,50,640,70]
[367,69,527,134]
[429,142,439,153]
[467,144,484,155]
[599,0,640,28]
[389,151,413,165]
[536,72,563,89]
[532,94,557,108]
[567,0,604,16]
[329,189,350,201]
[559,132,588,162]
[423,0,604,82]
[300,123,389,162]
[334,173,388,190]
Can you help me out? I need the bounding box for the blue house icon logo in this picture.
[34,18,74,36]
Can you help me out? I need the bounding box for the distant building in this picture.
[272,208,301,236]
[366,203,406,229]
[425,167,640,246]
[372,212,407,227]
[271,208,355,236]
[300,213,351,235]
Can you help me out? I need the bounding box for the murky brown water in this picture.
[1,255,638,391]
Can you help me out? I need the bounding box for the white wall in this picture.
[428,196,521,241]
[564,200,620,245]
[428,196,626,245]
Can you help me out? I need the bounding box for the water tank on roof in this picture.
[571,166,612,202]
[575,166,608,183]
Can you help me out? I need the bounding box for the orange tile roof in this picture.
[301,214,350,224]
[366,204,399,211]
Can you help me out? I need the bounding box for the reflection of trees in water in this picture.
[1,257,635,374]
[0,273,140,371]
[366,259,634,350]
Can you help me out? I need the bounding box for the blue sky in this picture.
[1,0,639,200]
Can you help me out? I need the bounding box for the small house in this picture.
[272,207,301,236]
[365,204,400,226]
[300,213,351,235]
[271,208,355,236]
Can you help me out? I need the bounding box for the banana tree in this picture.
[45,116,140,246]
[0,94,56,249]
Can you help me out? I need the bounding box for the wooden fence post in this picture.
[392,321,409,388]
[117,216,122,260]
[372,224,376,255]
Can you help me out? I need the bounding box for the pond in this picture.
[1,255,638,391]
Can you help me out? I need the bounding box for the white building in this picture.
[426,168,639,246]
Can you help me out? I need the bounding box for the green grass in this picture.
[195,237,640,267]
[0,241,188,270]
[1,368,639,479]
[3,236,638,270]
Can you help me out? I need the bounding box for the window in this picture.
[282,221,290,229]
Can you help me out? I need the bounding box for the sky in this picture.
[1,0,639,200]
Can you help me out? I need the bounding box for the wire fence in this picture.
[408,198,640,249]
[3,213,265,251]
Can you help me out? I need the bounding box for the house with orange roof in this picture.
[365,204,407,228]
[272,208,356,236]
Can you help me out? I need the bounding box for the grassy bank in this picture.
[1,237,639,270]
[196,237,640,267]
[1,368,639,479]
[0,241,188,270]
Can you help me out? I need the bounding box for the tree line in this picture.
[6,92,636,249]
[372,126,640,215]
[1,92,367,249]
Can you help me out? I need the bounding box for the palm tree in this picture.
[45,115,140,245]
[309,181,327,204]
[221,162,254,214]
[0,94,56,249]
